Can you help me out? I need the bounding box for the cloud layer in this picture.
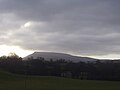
[0,0,120,58]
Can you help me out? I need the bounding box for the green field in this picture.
[0,71,120,90]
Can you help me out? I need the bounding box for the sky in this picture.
[0,0,120,59]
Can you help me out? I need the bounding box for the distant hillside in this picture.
[23,52,97,62]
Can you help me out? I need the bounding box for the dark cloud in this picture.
[0,0,120,58]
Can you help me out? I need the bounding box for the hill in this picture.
[24,52,97,62]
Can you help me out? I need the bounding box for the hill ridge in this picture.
[24,52,97,62]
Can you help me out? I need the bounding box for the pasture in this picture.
[0,71,120,90]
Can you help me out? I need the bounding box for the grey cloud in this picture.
[0,0,120,57]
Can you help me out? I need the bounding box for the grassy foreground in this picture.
[0,71,120,90]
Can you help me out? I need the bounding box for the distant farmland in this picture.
[0,71,120,90]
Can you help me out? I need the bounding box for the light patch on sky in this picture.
[84,54,120,60]
[22,22,32,28]
[0,45,33,57]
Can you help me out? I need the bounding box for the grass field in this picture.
[0,71,120,90]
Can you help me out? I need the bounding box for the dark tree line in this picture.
[0,54,120,81]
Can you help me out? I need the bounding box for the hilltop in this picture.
[24,52,97,62]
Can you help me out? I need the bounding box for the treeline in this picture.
[0,54,120,81]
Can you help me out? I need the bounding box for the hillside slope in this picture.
[24,52,97,62]
[0,70,120,90]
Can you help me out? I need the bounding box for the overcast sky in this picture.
[0,0,120,59]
